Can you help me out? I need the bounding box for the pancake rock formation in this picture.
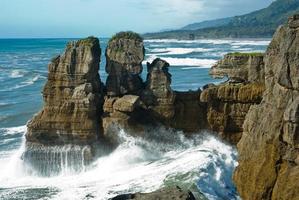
[103,56,206,139]
[26,37,103,145]
[105,32,144,97]
[200,52,266,144]
[201,82,265,144]
[210,52,265,83]
[233,15,299,200]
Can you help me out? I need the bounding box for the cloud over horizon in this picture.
[0,0,273,38]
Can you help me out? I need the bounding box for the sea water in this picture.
[0,38,270,200]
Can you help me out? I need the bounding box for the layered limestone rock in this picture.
[172,91,207,132]
[201,82,265,144]
[105,32,145,97]
[103,57,207,137]
[26,37,103,145]
[103,58,176,137]
[142,58,176,122]
[233,15,299,200]
[210,52,265,83]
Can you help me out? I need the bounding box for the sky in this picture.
[0,0,273,38]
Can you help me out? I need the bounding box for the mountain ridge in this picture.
[144,0,299,39]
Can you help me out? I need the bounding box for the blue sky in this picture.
[0,0,273,38]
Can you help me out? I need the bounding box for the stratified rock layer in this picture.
[233,15,299,200]
[26,37,103,145]
[201,82,265,144]
[142,58,176,122]
[105,32,144,97]
[210,52,265,83]
[103,58,207,138]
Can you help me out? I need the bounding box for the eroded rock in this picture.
[210,52,265,83]
[105,32,145,97]
[201,82,265,144]
[142,58,176,121]
[26,37,103,145]
[233,15,299,200]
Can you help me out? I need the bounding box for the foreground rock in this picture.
[233,15,299,200]
[110,187,198,200]
[105,32,144,97]
[210,52,265,83]
[201,82,265,144]
[26,37,103,145]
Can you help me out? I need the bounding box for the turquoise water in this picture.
[0,38,269,200]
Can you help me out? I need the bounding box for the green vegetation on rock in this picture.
[227,52,264,57]
[110,31,143,42]
[77,36,99,46]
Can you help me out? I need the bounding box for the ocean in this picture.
[0,38,270,200]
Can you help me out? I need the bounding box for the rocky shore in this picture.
[25,16,299,200]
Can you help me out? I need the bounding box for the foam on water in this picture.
[149,47,211,55]
[0,127,239,200]
[0,75,41,92]
[0,126,27,136]
[10,69,26,78]
[145,39,271,46]
[144,55,217,68]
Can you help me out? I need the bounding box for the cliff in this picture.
[201,82,265,144]
[233,15,299,200]
[26,37,104,145]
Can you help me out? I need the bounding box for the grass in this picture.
[77,36,99,46]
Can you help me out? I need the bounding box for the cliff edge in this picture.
[233,15,299,200]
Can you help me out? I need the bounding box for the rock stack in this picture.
[142,58,176,121]
[26,37,103,145]
[233,15,299,200]
[105,32,144,97]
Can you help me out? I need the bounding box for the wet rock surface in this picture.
[110,187,198,200]
[233,15,299,200]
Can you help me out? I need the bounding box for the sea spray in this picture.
[0,126,239,200]
[22,143,94,177]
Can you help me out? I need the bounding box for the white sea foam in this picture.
[10,70,26,78]
[144,55,217,68]
[0,128,239,200]
[232,40,271,46]
[3,75,41,91]
[149,47,211,55]
[0,125,27,136]
[145,39,232,45]
[145,39,271,46]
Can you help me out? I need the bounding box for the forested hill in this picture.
[144,0,299,39]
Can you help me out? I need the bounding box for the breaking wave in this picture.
[0,126,239,200]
